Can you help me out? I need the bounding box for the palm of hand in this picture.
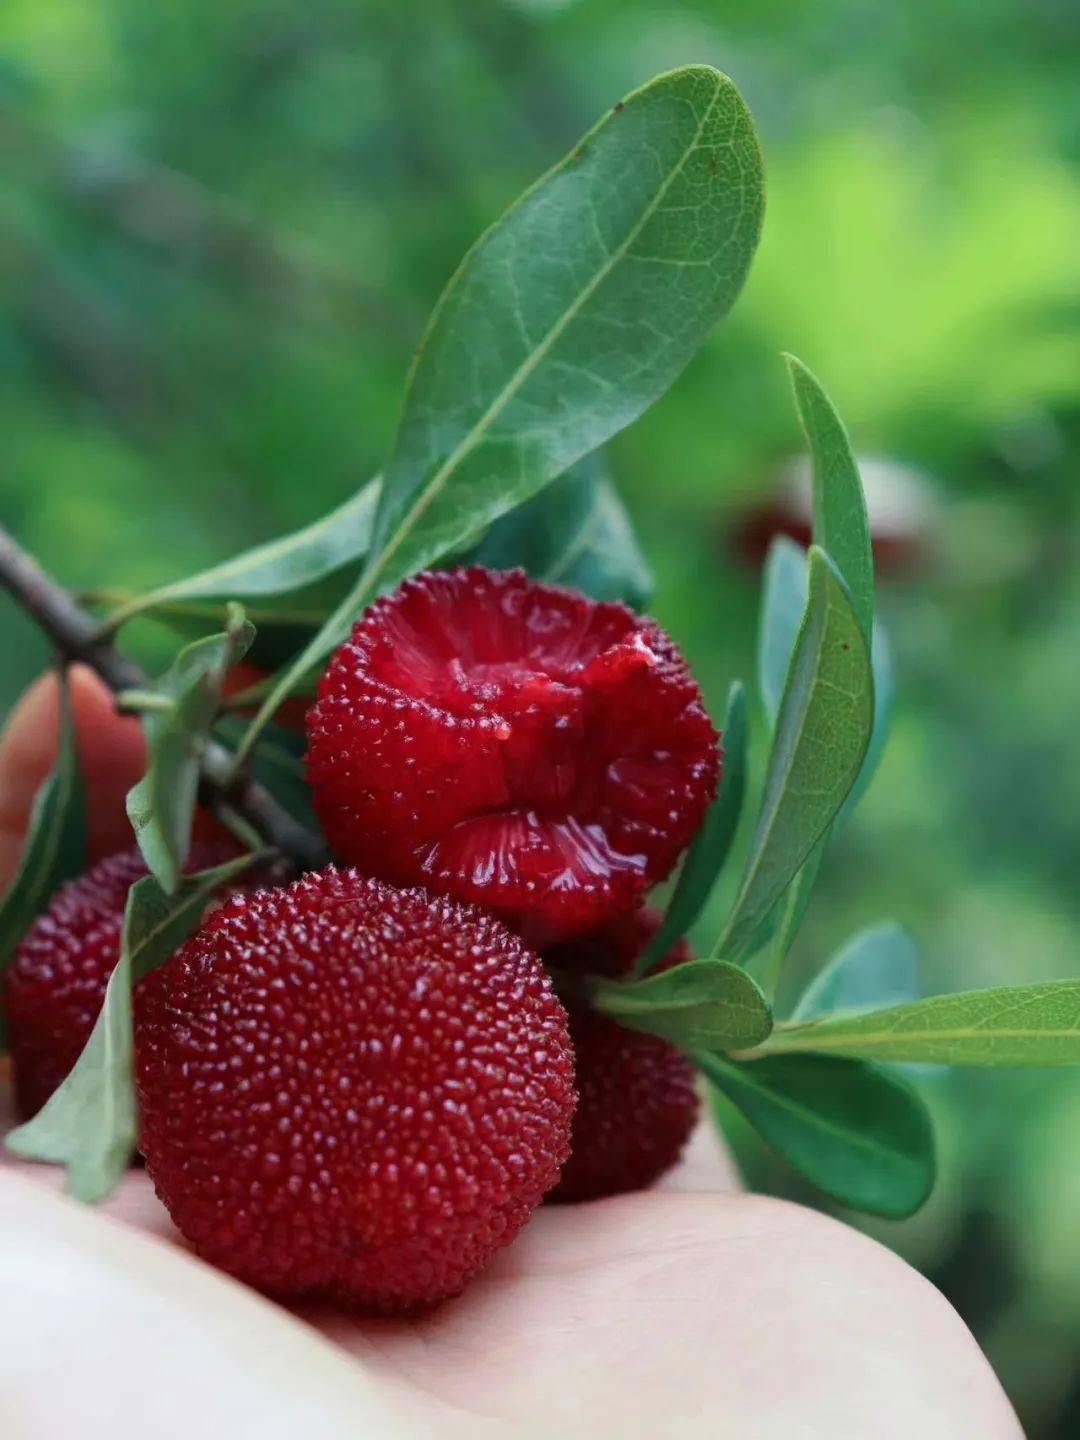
[1,1118,1018,1440]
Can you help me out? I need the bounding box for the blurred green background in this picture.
[1,1,1077,1430]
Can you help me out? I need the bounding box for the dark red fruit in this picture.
[306,567,719,944]
[546,902,694,980]
[2,843,234,1119]
[546,908,700,1202]
[134,867,575,1313]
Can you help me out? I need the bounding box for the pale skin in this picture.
[0,669,1022,1439]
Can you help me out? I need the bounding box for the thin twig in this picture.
[0,523,327,873]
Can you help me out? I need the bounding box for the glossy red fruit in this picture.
[2,843,234,1119]
[546,908,700,1202]
[134,867,575,1313]
[306,567,719,944]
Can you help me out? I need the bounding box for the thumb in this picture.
[0,665,146,892]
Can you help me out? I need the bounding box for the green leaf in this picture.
[126,607,254,892]
[750,836,827,995]
[235,65,764,767]
[0,673,86,973]
[758,537,808,727]
[784,355,873,641]
[634,682,746,978]
[750,363,879,986]
[592,958,772,1050]
[701,1051,935,1219]
[105,480,380,629]
[756,981,1080,1066]
[475,454,652,608]
[718,548,874,960]
[841,619,895,820]
[751,617,894,993]
[5,853,257,1201]
[368,65,763,598]
[749,364,882,986]
[793,921,921,1021]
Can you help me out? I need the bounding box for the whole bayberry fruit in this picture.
[546,908,700,1202]
[134,867,576,1313]
[2,843,233,1119]
[306,566,720,943]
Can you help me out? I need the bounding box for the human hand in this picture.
[0,669,1021,1439]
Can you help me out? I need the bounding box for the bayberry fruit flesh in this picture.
[546,908,700,1202]
[134,867,575,1313]
[2,843,233,1119]
[306,567,719,943]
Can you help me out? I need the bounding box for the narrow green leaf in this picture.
[756,981,1080,1066]
[475,454,653,608]
[236,65,764,765]
[0,674,86,971]
[593,958,772,1050]
[784,355,873,641]
[701,1051,935,1218]
[105,479,380,629]
[635,682,746,978]
[750,364,879,985]
[793,921,921,1021]
[758,537,808,727]
[126,608,254,892]
[5,853,257,1201]
[841,619,894,820]
[718,548,873,960]
[751,618,894,991]
[750,837,827,996]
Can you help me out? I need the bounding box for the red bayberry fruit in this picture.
[306,567,719,944]
[547,902,694,980]
[2,843,235,1119]
[134,867,575,1312]
[546,908,700,1202]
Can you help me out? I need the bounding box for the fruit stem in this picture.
[0,521,327,874]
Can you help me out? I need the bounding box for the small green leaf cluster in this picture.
[2,66,1076,1222]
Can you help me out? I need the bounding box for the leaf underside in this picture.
[762,980,1080,1066]
[721,548,873,959]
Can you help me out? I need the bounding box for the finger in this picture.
[0,665,145,890]
[0,1167,420,1440]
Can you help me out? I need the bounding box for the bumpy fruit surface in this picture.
[306,567,719,943]
[546,908,700,1202]
[2,844,231,1119]
[134,867,575,1312]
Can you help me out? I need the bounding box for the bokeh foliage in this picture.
[1,1,1077,1432]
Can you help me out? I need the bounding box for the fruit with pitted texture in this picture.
[546,907,700,1202]
[134,867,576,1312]
[2,842,235,1119]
